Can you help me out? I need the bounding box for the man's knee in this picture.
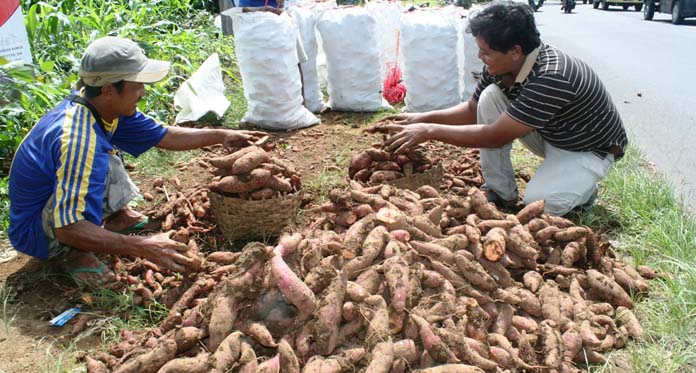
[477,85,509,124]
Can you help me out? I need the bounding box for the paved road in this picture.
[533,3,696,210]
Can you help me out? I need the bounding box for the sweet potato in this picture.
[384,255,410,313]
[240,322,276,347]
[437,328,498,370]
[454,253,498,292]
[411,241,454,264]
[586,269,633,308]
[167,326,202,353]
[209,168,271,194]
[366,341,395,373]
[356,268,382,294]
[523,271,543,293]
[554,226,588,242]
[506,287,542,317]
[476,219,516,233]
[344,226,387,279]
[207,251,240,265]
[411,314,459,363]
[394,339,419,364]
[468,187,503,220]
[431,234,468,251]
[229,147,270,174]
[277,339,300,373]
[636,265,658,279]
[271,249,316,317]
[211,331,243,372]
[516,200,545,224]
[208,146,259,169]
[417,185,440,199]
[560,241,586,267]
[538,281,563,325]
[365,295,390,346]
[238,341,258,373]
[482,227,507,262]
[86,356,109,373]
[250,187,276,200]
[158,352,210,373]
[264,175,293,193]
[416,365,485,373]
[478,258,515,288]
[374,160,402,171]
[539,320,563,370]
[257,355,280,373]
[370,170,404,183]
[343,214,377,253]
[353,204,375,218]
[488,346,512,369]
[113,339,177,373]
[616,306,644,340]
[534,226,561,244]
[314,269,347,355]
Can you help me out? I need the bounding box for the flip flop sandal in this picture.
[115,217,151,235]
[65,261,114,287]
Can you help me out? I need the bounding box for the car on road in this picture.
[643,0,696,24]
[593,0,644,10]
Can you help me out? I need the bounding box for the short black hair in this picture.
[81,80,126,98]
[467,1,540,54]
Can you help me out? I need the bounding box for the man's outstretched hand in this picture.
[223,130,268,149]
[382,123,433,154]
[364,113,422,134]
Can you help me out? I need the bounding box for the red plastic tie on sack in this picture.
[383,31,406,105]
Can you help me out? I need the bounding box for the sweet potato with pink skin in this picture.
[366,341,395,372]
[534,226,561,243]
[476,219,516,234]
[543,213,575,228]
[207,291,239,351]
[207,251,240,265]
[376,208,433,241]
[411,314,459,363]
[356,268,382,294]
[250,187,276,200]
[264,175,293,193]
[237,341,258,373]
[384,255,410,313]
[412,215,443,238]
[113,339,177,373]
[210,168,271,194]
[208,146,259,169]
[271,252,316,317]
[314,269,347,355]
[344,226,388,278]
[374,160,402,171]
[228,147,270,174]
[437,328,498,370]
[522,272,542,296]
[393,339,419,363]
[346,281,370,301]
[370,170,403,183]
[390,229,411,242]
[411,241,454,264]
[482,227,507,262]
[86,356,109,373]
[616,306,644,340]
[431,234,468,251]
[350,190,388,209]
[560,241,586,267]
[573,349,607,365]
[166,326,202,353]
[587,269,634,308]
[540,320,564,370]
[158,352,211,373]
[416,185,440,198]
[240,321,277,347]
[257,355,280,373]
[478,258,515,288]
[353,204,375,218]
[506,287,542,317]
[365,295,390,346]
[454,253,498,292]
[277,339,300,373]
[468,187,504,220]
[211,331,243,372]
[554,226,588,242]
[343,214,377,253]
[416,365,485,373]
[515,199,545,224]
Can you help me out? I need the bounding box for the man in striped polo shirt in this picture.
[376,1,627,216]
[9,37,265,286]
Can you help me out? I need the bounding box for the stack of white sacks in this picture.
[231,2,484,131]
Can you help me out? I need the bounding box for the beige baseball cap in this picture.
[79,36,171,87]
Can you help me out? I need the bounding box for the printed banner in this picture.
[0,0,32,64]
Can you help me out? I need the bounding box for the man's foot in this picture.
[54,249,116,287]
[484,188,518,210]
[104,206,156,234]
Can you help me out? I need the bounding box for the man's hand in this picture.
[223,130,267,149]
[140,232,197,273]
[382,123,433,154]
[364,113,423,134]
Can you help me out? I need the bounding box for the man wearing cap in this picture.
[372,1,627,217]
[8,36,265,285]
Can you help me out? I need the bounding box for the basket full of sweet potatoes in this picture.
[348,144,442,191]
[206,145,302,241]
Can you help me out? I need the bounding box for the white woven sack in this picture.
[288,6,325,113]
[366,1,404,80]
[400,10,461,112]
[462,15,484,101]
[317,8,391,112]
[232,11,319,130]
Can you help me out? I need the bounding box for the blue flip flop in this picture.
[65,261,114,286]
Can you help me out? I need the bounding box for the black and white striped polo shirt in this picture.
[472,42,628,159]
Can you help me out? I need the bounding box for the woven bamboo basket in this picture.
[371,163,444,191]
[210,190,302,241]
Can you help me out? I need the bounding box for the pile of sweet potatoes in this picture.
[348,145,439,185]
[88,182,655,373]
[207,146,301,200]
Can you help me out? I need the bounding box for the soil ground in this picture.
[0,112,534,372]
